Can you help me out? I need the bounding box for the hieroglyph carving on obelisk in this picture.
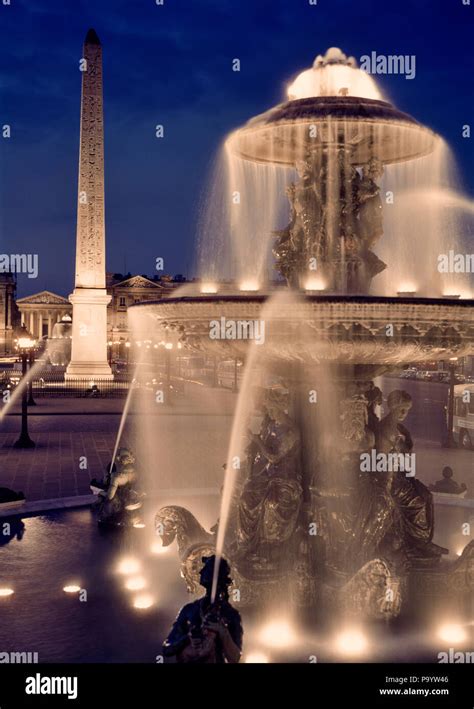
[66,28,113,380]
[76,29,106,288]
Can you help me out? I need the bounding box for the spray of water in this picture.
[210,339,261,603]
[0,358,44,422]
[110,354,144,472]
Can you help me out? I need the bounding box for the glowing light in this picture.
[117,558,141,575]
[133,594,155,610]
[201,283,218,294]
[63,584,81,594]
[17,337,36,350]
[258,619,298,648]
[437,623,467,644]
[165,343,173,350]
[125,576,147,591]
[245,651,270,663]
[0,588,14,597]
[304,276,327,292]
[397,284,417,296]
[150,541,169,555]
[133,522,146,529]
[334,628,369,656]
[239,280,259,292]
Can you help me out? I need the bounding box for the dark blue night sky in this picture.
[1,0,473,297]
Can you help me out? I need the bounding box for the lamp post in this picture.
[177,342,183,379]
[27,347,36,406]
[445,357,458,448]
[125,341,131,369]
[14,326,36,449]
[165,342,173,392]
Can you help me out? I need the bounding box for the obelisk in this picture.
[66,28,113,380]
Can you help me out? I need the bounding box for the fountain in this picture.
[46,314,72,367]
[131,49,474,623]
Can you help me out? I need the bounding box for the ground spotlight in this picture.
[125,576,147,591]
[437,623,468,644]
[133,594,155,610]
[63,584,81,594]
[258,619,298,649]
[334,628,369,657]
[245,650,270,663]
[117,558,141,575]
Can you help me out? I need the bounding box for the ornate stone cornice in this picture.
[130,294,474,366]
[113,275,164,290]
[17,291,70,305]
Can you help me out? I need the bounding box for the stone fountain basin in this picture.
[226,96,437,166]
[130,295,474,367]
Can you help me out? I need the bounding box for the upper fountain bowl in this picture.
[130,294,474,369]
[227,96,437,167]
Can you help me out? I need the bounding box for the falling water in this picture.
[377,138,473,297]
[210,337,261,602]
[110,358,143,473]
[0,358,45,422]
[197,143,292,289]
[211,291,301,602]
[197,53,473,299]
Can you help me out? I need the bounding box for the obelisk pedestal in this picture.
[66,28,112,381]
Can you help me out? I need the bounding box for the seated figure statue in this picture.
[375,390,448,564]
[163,556,242,664]
[235,387,302,577]
[96,447,142,525]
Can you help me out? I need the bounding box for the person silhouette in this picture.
[163,555,242,663]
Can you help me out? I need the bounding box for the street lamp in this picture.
[27,345,37,406]
[445,357,458,448]
[14,326,36,449]
[165,342,173,392]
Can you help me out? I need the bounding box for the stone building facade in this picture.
[16,291,72,340]
[0,273,20,355]
[15,274,176,360]
[106,274,167,358]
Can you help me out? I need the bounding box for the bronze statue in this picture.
[374,391,448,564]
[163,556,242,663]
[95,447,143,526]
[272,149,387,292]
[155,505,216,594]
[236,388,302,576]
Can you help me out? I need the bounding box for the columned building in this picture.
[16,291,72,340]
[14,275,181,360]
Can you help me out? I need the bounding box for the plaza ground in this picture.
[0,379,471,504]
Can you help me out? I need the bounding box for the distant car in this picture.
[450,383,474,449]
